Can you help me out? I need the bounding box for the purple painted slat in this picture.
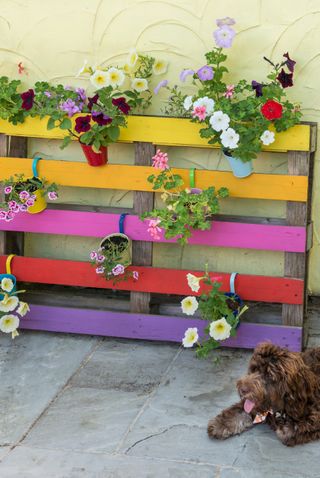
[0,209,306,252]
[20,304,302,351]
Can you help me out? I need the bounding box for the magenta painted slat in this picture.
[21,304,302,351]
[0,209,306,252]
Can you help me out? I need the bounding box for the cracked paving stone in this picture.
[0,446,217,477]
[0,331,98,445]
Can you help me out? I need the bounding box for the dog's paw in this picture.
[276,423,296,446]
[208,416,232,439]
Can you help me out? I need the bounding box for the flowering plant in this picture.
[166,17,302,162]
[181,269,248,358]
[141,150,229,245]
[0,174,58,221]
[90,234,139,284]
[0,277,30,338]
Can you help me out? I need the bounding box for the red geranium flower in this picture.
[75,115,91,133]
[261,100,283,120]
[112,97,130,115]
[20,89,34,110]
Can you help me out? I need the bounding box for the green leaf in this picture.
[107,125,120,143]
[47,118,56,130]
[60,117,72,130]
[60,135,72,150]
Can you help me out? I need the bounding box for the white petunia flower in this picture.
[0,295,19,313]
[209,111,230,132]
[220,127,240,149]
[106,67,125,88]
[131,78,149,92]
[181,296,199,316]
[0,314,19,334]
[183,95,193,111]
[209,317,232,341]
[1,277,14,293]
[127,48,138,68]
[182,327,199,348]
[260,130,275,145]
[193,96,215,115]
[90,70,109,90]
[186,273,201,292]
[76,59,91,77]
[17,301,30,317]
[153,59,168,75]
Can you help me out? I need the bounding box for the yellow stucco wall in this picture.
[0,0,319,292]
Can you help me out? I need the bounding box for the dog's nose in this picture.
[239,386,249,396]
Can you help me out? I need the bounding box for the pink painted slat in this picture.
[20,304,302,351]
[0,209,306,252]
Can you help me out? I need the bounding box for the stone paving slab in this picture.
[0,445,217,478]
[0,331,98,445]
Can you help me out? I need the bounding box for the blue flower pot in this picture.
[0,273,17,300]
[225,292,243,326]
[223,152,253,178]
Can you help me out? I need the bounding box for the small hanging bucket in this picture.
[224,272,243,320]
[99,213,132,267]
[26,157,47,214]
[223,151,253,179]
[0,254,17,300]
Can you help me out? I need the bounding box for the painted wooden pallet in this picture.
[0,117,316,350]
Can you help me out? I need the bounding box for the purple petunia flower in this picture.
[76,87,86,102]
[64,85,73,91]
[154,79,169,95]
[179,69,195,82]
[90,251,98,261]
[48,191,58,201]
[96,254,105,264]
[252,80,263,97]
[25,198,35,207]
[112,97,130,115]
[91,111,112,126]
[5,211,15,221]
[216,17,236,27]
[283,52,296,73]
[197,65,214,81]
[4,186,12,195]
[112,264,125,276]
[75,115,91,133]
[276,68,293,88]
[19,204,28,212]
[19,190,30,201]
[21,89,35,110]
[133,271,139,281]
[96,266,105,274]
[213,25,236,48]
[44,91,52,98]
[60,99,80,117]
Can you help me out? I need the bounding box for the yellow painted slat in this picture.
[0,116,311,152]
[0,157,308,202]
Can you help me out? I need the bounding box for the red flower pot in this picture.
[80,143,108,167]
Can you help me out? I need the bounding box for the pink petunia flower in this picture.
[25,198,35,207]
[96,266,105,274]
[4,186,12,195]
[0,210,7,220]
[19,190,29,201]
[90,251,98,261]
[152,149,169,170]
[224,84,235,98]
[8,200,17,210]
[192,105,207,121]
[48,191,58,201]
[133,271,139,281]
[96,254,105,264]
[5,211,15,221]
[19,204,28,211]
[147,218,162,240]
[112,264,125,276]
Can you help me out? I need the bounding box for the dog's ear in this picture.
[249,342,284,380]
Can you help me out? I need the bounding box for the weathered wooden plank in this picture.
[0,255,304,304]
[130,142,155,313]
[0,116,311,152]
[0,157,308,202]
[19,304,302,351]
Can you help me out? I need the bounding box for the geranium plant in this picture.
[166,17,302,165]
[0,276,30,338]
[0,174,58,221]
[181,269,248,358]
[141,150,229,245]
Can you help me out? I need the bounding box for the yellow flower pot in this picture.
[27,189,47,214]
[99,233,132,268]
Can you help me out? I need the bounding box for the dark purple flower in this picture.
[75,115,91,133]
[252,80,263,97]
[197,65,214,81]
[112,97,130,115]
[283,52,296,73]
[20,89,35,110]
[276,68,293,88]
[92,111,112,126]
[87,94,99,111]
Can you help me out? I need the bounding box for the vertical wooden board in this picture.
[130,142,156,313]
[282,148,313,329]
[5,136,27,255]
[0,134,8,255]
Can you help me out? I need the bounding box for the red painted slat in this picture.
[0,255,303,304]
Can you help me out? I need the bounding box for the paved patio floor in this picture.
[1,300,320,478]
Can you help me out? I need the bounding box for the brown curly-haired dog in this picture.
[207,342,320,446]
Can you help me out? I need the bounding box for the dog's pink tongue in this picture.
[244,399,255,413]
